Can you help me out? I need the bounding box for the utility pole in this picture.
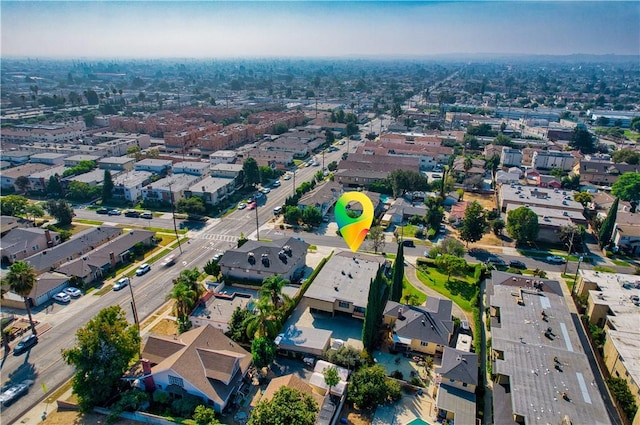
[255,204,260,241]
[292,168,296,197]
[168,181,183,255]
[128,283,141,358]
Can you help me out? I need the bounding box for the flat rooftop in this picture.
[500,185,584,211]
[489,272,611,425]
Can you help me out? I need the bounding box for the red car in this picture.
[248,202,257,210]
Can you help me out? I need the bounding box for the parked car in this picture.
[283,174,291,180]
[402,240,415,247]
[96,207,109,214]
[546,255,566,264]
[213,252,224,261]
[272,180,281,187]
[124,210,140,218]
[64,287,82,297]
[0,380,34,406]
[136,263,151,276]
[509,260,527,269]
[108,209,121,216]
[13,335,38,355]
[237,202,247,210]
[273,206,282,215]
[488,257,507,267]
[248,202,257,210]
[53,292,71,303]
[140,212,153,219]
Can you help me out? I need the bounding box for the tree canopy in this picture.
[612,172,640,209]
[0,195,28,216]
[390,242,404,303]
[611,149,640,165]
[45,199,74,226]
[177,196,207,216]
[251,336,276,370]
[243,158,260,188]
[428,237,465,258]
[62,305,140,412]
[598,197,618,248]
[569,127,596,154]
[102,170,114,203]
[248,386,318,425]
[367,225,386,254]
[2,261,38,335]
[459,201,486,247]
[506,206,539,245]
[347,364,402,410]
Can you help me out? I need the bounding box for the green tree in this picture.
[559,224,586,251]
[66,181,100,201]
[323,366,340,396]
[102,170,114,203]
[347,364,402,410]
[390,242,404,303]
[169,281,198,333]
[193,405,220,425]
[327,160,338,172]
[127,146,142,161]
[302,206,323,226]
[45,199,74,226]
[0,195,28,216]
[47,175,63,197]
[244,297,281,339]
[507,206,539,245]
[598,197,618,248]
[248,386,318,425]
[325,345,366,370]
[611,149,640,165]
[387,170,429,198]
[2,261,38,335]
[436,254,467,283]
[367,225,386,254]
[259,274,290,309]
[203,259,221,278]
[569,127,596,154]
[425,202,445,231]
[251,336,276,370]
[225,306,251,344]
[428,237,465,258]
[561,174,581,190]
[62,305,140,412]
[176,196,207,216]
[574,191,593,207]
[325,130,335,144]
[14,176,30,193]
[460,201,486,247]
[237,232,249,248]
[362,266,389,352]
[284,205,302,225]
[243,157,260,188]
[491,218,505,236]
[612,172,640,212]
[608,377,638,422]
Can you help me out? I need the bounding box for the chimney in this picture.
[109,252,116,267]
[45,229,52,246]
[397,307,404,319]
[141,358,156,391]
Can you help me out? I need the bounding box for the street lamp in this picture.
[255,203,260,241]
[572,256,584,297]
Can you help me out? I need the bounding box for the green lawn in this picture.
[623,129,640,141]
[612,259,631,267]
[401,276,427,305]
[415,266,478,312]
[74,219,104,225]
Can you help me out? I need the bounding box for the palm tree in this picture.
[259,275,290,309]
[176,268,203,300]
[243,298,281,340]
[169,282,197,332]
[3,261,38,335]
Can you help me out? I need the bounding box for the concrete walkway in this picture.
[404,255,471,325]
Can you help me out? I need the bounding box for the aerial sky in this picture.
[1,1,638,58]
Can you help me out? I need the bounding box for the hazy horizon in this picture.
[1,1,639,59]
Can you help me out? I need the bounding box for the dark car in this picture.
[487,257,507,268]
[13,334,38,355]
[124,210,140,218]
[402,240,415,247]
[96,207,109,214]
[509,260,527,269]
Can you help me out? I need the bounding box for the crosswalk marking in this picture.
[195,233,239,242]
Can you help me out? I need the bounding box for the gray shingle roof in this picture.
[219,237,309,276]
[385,300,453,347]
[436,347,478,386]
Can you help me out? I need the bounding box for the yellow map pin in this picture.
[335,192,374,252]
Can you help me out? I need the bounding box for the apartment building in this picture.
[63,154,101,167]
[185,176,236,206]
[500,146,523,167]
[30,152,68,165]
[112,170,153,202]
[575,154,640,186]
[98,156,136,172]
[141,175,200,204]
[532,150,576,171]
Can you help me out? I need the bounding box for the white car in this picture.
[113,277,130,291]
[53,292,71,303]
[272,180,281,187]
[64,287,82,297]
[237,202,247,210]
[283,174,291,180]
[0,380,34,406]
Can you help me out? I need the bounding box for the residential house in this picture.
[0,272,69,309]
[383,299,453,356]
[64,168,114,188]
[134,158,173,175]
[0,151,31,165]
[30,153,68,166]
[112,171,154,202]
[449,201,468,226]
[495,170,521,185]
[537,174,562,189]
[210,163,243,179]
[356,140,453,171]
[219,237,309,284]
[336,154,419,188]
[254,374,324,410]
[24,226,122,274]
[531,150,576,171]
[297,181,343,217]
[141,175,200,205]
[63,154,101,167]
[0,163,51,192]
[304,252,388,319]
[28,165,66,193]
[573,270,640,424]
[612,207,640,256]
[173,161,210,177]
[451,157,487,179]
[185,176,236,207]
[55,230,155,285]
[209,150,237,165]
[1,228,61,264]
[575,155,640,187]
[98,156,136,172]
[500,147,523,167]
[0,215,21,236]
[386,198,428,225]
[434,347,478,425]
[141,324,251,413]
[488,271,611,425]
